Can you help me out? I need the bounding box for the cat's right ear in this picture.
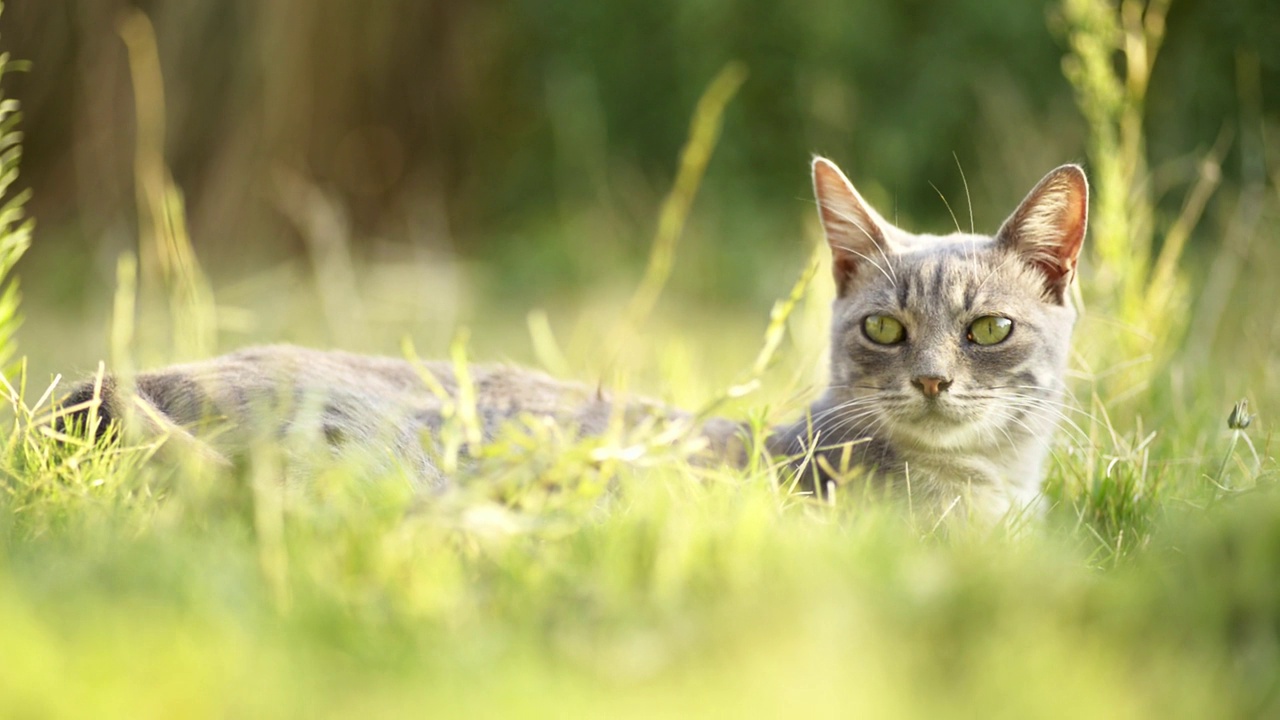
[812,157,895,297]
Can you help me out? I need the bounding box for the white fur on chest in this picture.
[896,443,1049,523]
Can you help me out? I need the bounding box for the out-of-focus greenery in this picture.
[0,18,31,374]
[5,0,1275,378]
[7,0,1279,303]
[4,0,1280,717]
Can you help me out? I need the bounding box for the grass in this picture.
[5,2,1280,718]
[6,218,1280,720]
[2,377,1278,718]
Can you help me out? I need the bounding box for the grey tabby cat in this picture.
[58,156,1086,523]
[58,347,744,487]
[767,158,1088,521]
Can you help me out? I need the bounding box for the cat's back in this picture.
[64,344,676,455]
[135,344,609,428]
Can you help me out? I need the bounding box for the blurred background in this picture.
[3,0,1279,391]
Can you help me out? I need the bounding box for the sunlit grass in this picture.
[7,204,1280,719]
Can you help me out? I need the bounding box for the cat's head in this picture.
[811,157,1087,452]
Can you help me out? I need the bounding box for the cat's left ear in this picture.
[996,164,1088,303]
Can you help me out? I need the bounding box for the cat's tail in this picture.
[55,375,231,468]
[55,375,123,441]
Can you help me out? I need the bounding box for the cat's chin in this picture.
[889,407,994,451]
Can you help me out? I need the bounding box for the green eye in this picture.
[863,315,906,345]
[968,316,1013,345]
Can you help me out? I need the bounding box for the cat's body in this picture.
[59,157,1087,524]
[60,345,744,487]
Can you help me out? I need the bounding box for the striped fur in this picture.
[768,158,1087,524]
[58,345,745,489]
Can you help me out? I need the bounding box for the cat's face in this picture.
[812,158,1088,452]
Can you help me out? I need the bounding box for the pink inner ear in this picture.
[812,158,888,296]
[1001,165,1089,300]
[1049,171,1088,267]
[813,162,863,239]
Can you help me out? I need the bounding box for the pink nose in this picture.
[912,375,952,397]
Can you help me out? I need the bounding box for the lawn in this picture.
[4,206,1278,718]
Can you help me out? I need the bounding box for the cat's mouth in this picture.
[909,396,968,421]
[910,404,969,429]
[888,398,990,448]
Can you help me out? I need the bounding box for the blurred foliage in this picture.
[5,0,1278,307]
[0,12,31,376]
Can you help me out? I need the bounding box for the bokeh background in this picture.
[4,0,1279,381]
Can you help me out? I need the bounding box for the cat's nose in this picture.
[911,375,952,398]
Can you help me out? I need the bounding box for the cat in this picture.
[766,157,1087,522]
[56,156,1086,524]
[56,346,746,487]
